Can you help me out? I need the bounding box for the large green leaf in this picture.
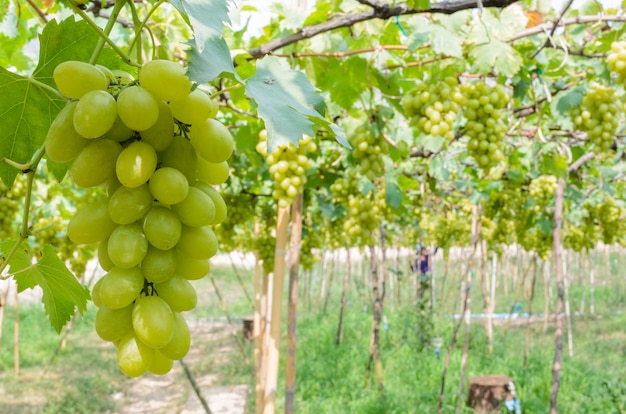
[181,0,231,53]
[430,25,463,58]
[470,40,523,77]
[1,16,123,187]
[1,241,90,333]
[186,37,239,83]
[245,57,346,150]
[0,69,64,187]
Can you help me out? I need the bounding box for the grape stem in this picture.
[0,145,45,276]
[210,84,243,99]
[88,0,126,65]
[67,0,140,68]
[126,0,168,58]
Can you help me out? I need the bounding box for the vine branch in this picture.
[248,0,517,59]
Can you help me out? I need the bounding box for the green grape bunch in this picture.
[528,174,558,210]
[570,83,621,152]
[607,41,626,85]
[256,131,316,208]
[401,77,463,140]
[460,81,509,171]
[342,189,386,246]
[46,59,233,378]
[347,125,388,180]
[0,180,21,240]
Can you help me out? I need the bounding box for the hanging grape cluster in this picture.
[347,125,388,179]
[342,189,386,246]
[401,77,463,140]
[256,131,316,208]
[528,174,558,210]
[46,59,233,377]
[607,41,626,85]
[570,83,620,152]
[0,177,24,240]
[460,81,509,171]
[593,197,626,245]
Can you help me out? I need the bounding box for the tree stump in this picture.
[242,317,254,341]
[467,374,514,413]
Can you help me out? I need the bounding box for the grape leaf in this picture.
[245,57,346,150]
[470,40,523,77]
[555,86,585,114]
[181,0,231,53]
[186,37,239,83]
[0,68,64,187]
[384,175,404,209]
[430,25,463,58]
[0,241,90,333]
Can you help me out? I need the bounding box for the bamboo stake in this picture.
[254,220,265,414]
[0,280,10,348]
[14,285,19,375]
[589,250,595,315]
[323,249,337,314]
[438,205,480,414]
[315,249,327,313]
[364,239,383,390]
[456,205,481,413]
[337,247,351,345]
[543,258,551,332]
[285,194,303,414]
[563,250,574,358]
[263,205,290,414]
[479,239,493,355]
[550,177,566,414]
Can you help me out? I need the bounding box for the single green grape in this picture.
[169,88,217,124]
[53,61,108,99]
[138,60,191,102]
[196,158,229,185]
[149,350,174,375]
[73,90,117,138]
[177,225,218,260]
[132,295,175,349]
[108,184,154,225]
[171,186,215,227]
[99,266,144,309]
[71,139,122,188]
[117,332,154,377]
[158,136,198,183]
[194,182,227,225]
[175,251,210,280]
[117,85,159,131]
[141,245,177,283]
[116,141,158,188]
[154,276,197,312]
[143,205,182,250]
[45,101,90,163]
[189,118,234,163]
[159,312,190,360]
[107,223,148,269]
[67,198,118,244]
[95,304,134,342]
[148,167,189,205]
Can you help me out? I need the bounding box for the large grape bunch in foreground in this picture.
[46,60,233,377]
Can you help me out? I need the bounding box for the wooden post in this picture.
[323,249,337,314]
[0,280,9,349]
[14,285,19,375]
[337,247,351,345]
[285,194,303,414]
[550,177,566,414]
[253,220,265,414]
[365,240,383,390]
[263,206,290,414]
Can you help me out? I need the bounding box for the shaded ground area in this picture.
[0,320,249,414]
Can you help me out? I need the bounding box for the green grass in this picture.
[0,250,625,413]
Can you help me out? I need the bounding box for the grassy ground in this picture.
[0,247,624,413]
